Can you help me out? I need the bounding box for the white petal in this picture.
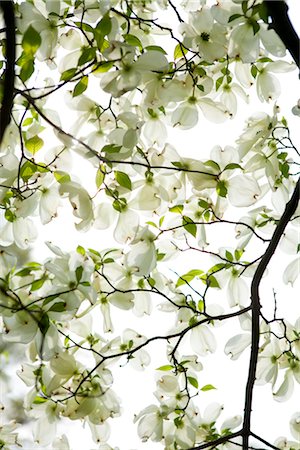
[225,333,251,360]
[199,98,228,123]
[190,325,217,356]
[283,258,300,286]
[228,175,261,207]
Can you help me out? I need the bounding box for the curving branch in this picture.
[242,175,300,449]
[265,0,300,69]
[0,0,15,144]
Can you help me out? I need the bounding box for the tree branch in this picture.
[0,0,15,143]
[264,0,300,69]
[242,175,300,448]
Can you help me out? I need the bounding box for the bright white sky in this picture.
[10,1,300,449]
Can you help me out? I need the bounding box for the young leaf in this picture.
[156,365,174,371]
[169,205,183,214]
[60,68,77,82]
[123,34,143,51]
[48,302,66,312]
[176,269,204,287]
[216,180,228,198]
[38,313,50,336]
[31,278,46,292]
[187,376,199,389]
[75,266,83,283]
[54,171,71,184]
[114,171,132,190]
[182,216,197,238]
[20,161,38,182]
[25,135,44,155]
[228,13,242,22]
[22,25,41,55]
[201,384,216,391]
[73,76,88,97]
[174,43,188,60]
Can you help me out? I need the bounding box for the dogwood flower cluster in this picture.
[0,0,299,448]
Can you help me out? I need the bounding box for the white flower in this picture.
[225,333,251,360]
[134,405,163,443]
[228,23,259,63]
[180,7,227,62]
[0,420,21,449]
[190,324,217,356]
[227,175,261,207]
[256,61,295,102]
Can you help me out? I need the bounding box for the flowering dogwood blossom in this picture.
[0,0,299,448]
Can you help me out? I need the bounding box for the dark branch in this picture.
[264,0,300,69]
[242,175,300,448]
[0,0,15,143]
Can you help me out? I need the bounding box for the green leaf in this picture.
[74,21,94,33]
[145,45,167,54]
[204,160,220,172]
[15,267,34,277]
[176,269,204,287]
[78,47,96,66]
[257,57,273,63]
[182,216,197,238]
[228,13,242,22]
[252,21,260,35]
[234,249,243,261]
[93,61,114,73]
[114,171,132,190]
[4,209,16,222]
[216,76,224,91]
[242,1,248,14]
[258,2,269,23]
[73,75,88,97]
[225,250,233,262]
[20,161,38,182]
[223,163,242,171]
[156,365,174,371]
[187,376,198,389]
[60,68,77,81]
[33,396,48,404]
[76,245,85,256]
[31,278,46,292]
[251,64,258,78]
[97,13,112,36]
[25,135,44,154]
[123,34,143,51]
[20,58,35,82]
[23,117,33,127]
[197,84,204,92]
[54,171,71,184]
[102,144,122,153]
[48,302,66,312]
[42,294,60,307]
[279,162,289,178]
[38,313,50,336]
[201,384,216,391]
[198,199,210,209]
[75,266,83,283]
[216,180,227,198]
[169,205,183,214]
[205,275,220,288]
[174,43,188,60]
[22,25,41,55]
[157,252,165,261]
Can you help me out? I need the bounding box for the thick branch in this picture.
[242,176,300,448]
[264,0,300,69]
[0,0,15,143]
